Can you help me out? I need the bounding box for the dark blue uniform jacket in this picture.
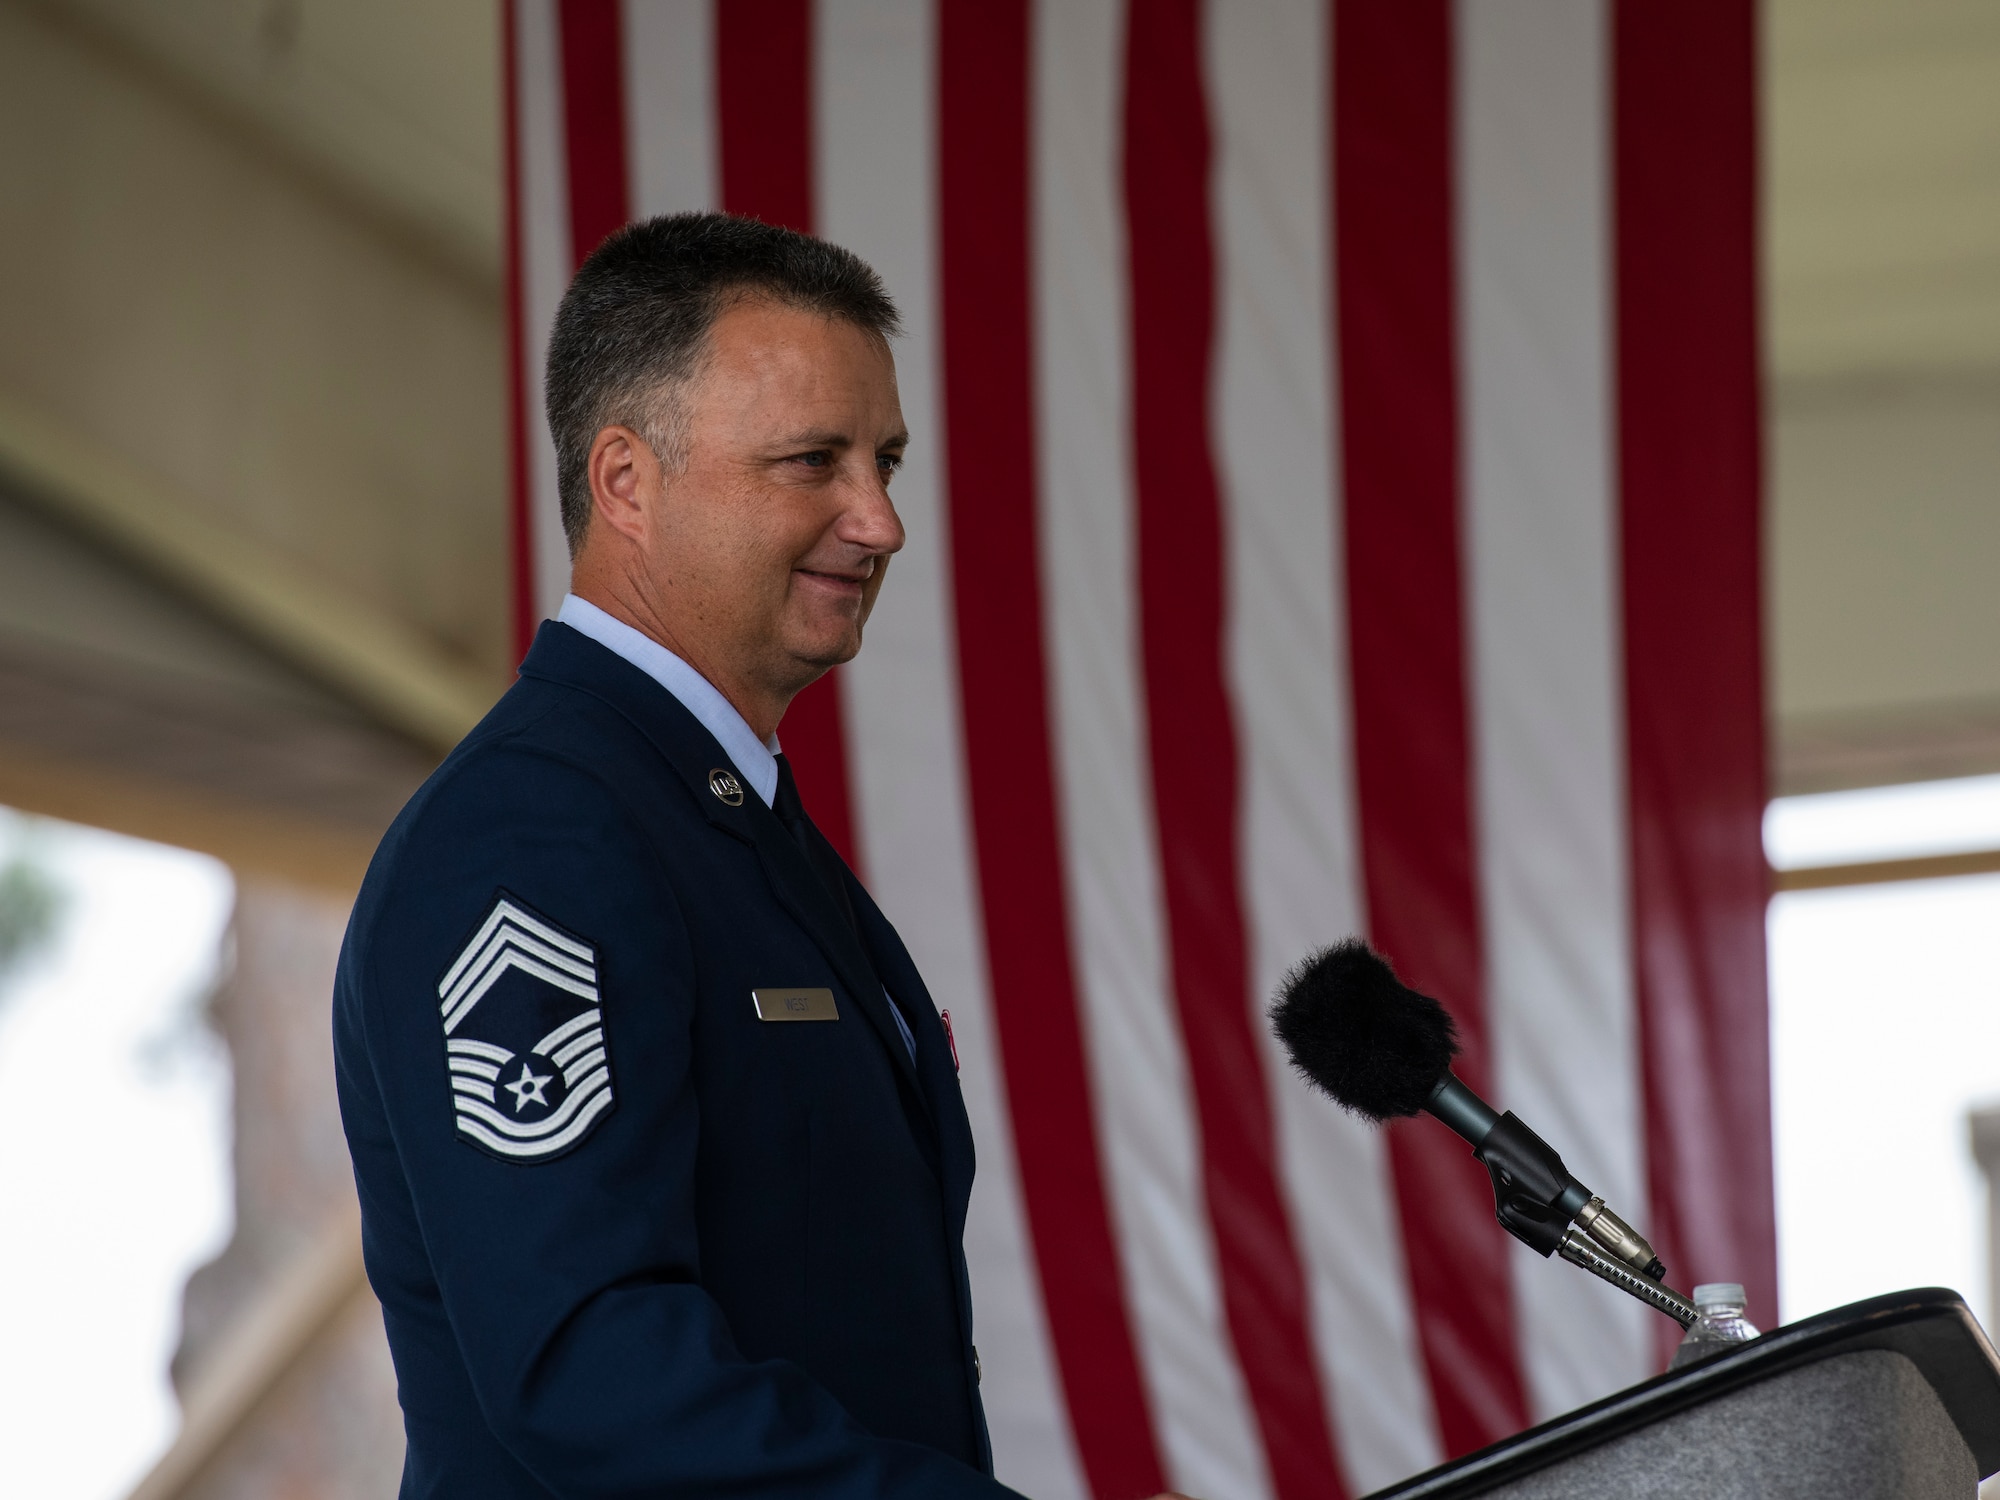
[333,622,1022,1499]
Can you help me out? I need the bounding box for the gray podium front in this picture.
[1365,1289,2000,1500]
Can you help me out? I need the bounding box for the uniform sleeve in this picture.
[351,747,1023,1500]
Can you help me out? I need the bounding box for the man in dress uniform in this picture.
[335,214,1185,1499]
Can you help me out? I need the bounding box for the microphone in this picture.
[1270,939,1698,1327]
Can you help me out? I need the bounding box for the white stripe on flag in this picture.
[622,0,716,218]
[1206,0,1442,1487]
[1456,0,1651,1420]
[513,0,576,624]
[816,4,1086,1495]
[1034,3,1267,1495]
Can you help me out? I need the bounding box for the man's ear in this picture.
[586,425,657,545]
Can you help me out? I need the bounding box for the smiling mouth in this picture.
[795,568,868,591]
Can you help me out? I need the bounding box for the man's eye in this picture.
[878,454,905,475]
[794,450,831,468]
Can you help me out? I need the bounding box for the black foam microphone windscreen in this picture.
[1269,939,1459,1122]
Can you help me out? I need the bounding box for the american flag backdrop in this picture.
[503,3,1773,1496]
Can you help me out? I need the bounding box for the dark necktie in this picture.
[772,752,860,935]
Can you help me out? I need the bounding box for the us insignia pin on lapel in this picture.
[437,894,615,1162]
[708,768,744,806]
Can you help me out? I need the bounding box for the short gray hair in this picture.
[543,211,902,554]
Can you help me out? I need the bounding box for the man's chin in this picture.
[780,608,866,665]
[780,632,864,685]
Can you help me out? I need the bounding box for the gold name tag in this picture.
[752,987,840,1022]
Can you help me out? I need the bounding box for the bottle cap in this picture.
[1692,1282,1746,1311]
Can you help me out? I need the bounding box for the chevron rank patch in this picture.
[438,895,615,1162]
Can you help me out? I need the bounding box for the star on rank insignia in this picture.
[436,894,615,1162]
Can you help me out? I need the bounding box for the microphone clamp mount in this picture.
[1426,1072,1696,1328]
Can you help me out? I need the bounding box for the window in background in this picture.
[1767,774,2000,1332]
[0,807,235,1500]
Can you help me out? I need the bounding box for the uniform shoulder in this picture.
[341,706,695,1027]
[360,681,688,913]
[457,664,663,771]
[334,684,704,1172]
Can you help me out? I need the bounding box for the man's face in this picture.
[627,299,908,704]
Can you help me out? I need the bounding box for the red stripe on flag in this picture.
[938,3,1167,1495]
[717,0,815,233]
[1613,0,1775,1352]
[503,2,535,664]
[557,0,630,267]
[1332,0,1528,1454]
[713,0,859,868]
[1122,6,1348,1496]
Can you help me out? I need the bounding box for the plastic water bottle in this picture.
[1669,1282,1761,1369]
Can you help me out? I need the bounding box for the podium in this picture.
[1365,1289,2000,1499]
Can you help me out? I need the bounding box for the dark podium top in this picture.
[1364,1289,2000,1499]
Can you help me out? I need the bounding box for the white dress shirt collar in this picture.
[556,594,780,808]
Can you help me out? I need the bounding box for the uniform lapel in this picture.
[519,623,931,1112]
[851,886,977,1228]
[742,816,933,1115]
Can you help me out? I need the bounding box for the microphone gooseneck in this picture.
[1560,1228,1698,1328]
[1271,939,1689,1326]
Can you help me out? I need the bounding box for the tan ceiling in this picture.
[32,0,501,288]
[1767,0,2000,383]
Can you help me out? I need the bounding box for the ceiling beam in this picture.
[0,744,376,895]
[1772,847,2000,894]
[0,389,499,756]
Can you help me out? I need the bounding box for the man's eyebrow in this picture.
[773,428,911,450]
[776,427,854,450]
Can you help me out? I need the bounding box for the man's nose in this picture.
[839,466,906,556]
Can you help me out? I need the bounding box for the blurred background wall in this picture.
[0,5,509,1496]
[0,1,1995,1498]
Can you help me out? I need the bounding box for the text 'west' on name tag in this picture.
[752,987,840,1022]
